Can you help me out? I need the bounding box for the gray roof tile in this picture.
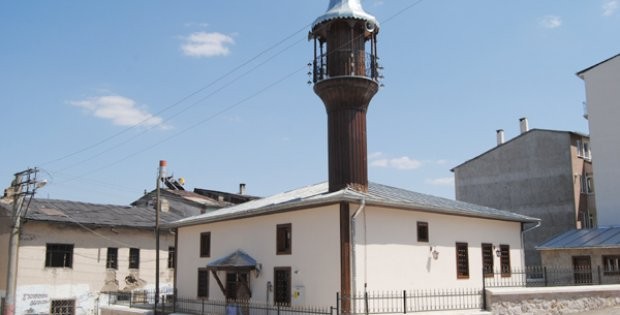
[172,182,538,227]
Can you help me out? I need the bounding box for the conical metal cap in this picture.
[312,0,379,30]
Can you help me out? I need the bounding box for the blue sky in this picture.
[1,1,619,205]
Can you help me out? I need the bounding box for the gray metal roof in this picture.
[19,198,184,228]
[312,0,379,30]
[207,250,257,270]
[537,226,620,250]
[171,182,538,227]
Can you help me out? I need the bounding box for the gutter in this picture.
[351,198,367,296]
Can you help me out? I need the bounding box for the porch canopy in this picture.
[207,250,258,298]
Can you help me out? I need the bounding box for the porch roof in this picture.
[537,226,620,250]
[207,250,257,271]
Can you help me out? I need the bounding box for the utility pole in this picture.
[154,160,166,313]
[3,168,46,315]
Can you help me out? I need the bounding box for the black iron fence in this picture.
[176,298,333,315]
[100,266,620,315]
[484,265,620,288]
[338,288,482,314]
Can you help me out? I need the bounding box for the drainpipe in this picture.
[521,221,541,267]
[350,198,367,297]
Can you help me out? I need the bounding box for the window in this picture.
[481,243,494,277]
[455,242,469,279]
[274,267,291,305]
[583,141,591,160]
[50,299,75,315]
[129,248,140,269]
[197,268,209,298]
[200,232,211,257]
[417,222,429,243]
[580,175,594,194]
[106,247,118,269]
[603,256,620,275]
[168,246,175,269]
[576,139,592,160]
[45,244,73,268]
[276,224,292,255]
[499,244,511,276]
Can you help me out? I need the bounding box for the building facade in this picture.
[453,127,595,266]
[577,53,620,226]
[172,182,536,308]
[0,199,179,315]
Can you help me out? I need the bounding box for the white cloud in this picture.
[181,32,235,58]
[539,15,562,29]
[369,152,422,170]
[426,177,454,186]
[603,0,619,16]
[69,95,168,129]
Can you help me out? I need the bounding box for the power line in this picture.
[44,0,427,195]
[40,22,312,169]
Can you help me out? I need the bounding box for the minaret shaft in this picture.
[312,17,379,193]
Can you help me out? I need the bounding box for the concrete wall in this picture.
[486,285,620,315]
[454,130,580,266]
[581,55,620,226]
[354,205,524,292]
[13,221,174,315]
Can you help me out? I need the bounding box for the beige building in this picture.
[0,199,179,315]
[577,53,620,226]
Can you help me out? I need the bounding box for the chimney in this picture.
[239,183,246,195]
[496,129,505,145]
[519,117,529,134]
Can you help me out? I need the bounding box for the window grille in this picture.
[456,242,469,279]
[50,299,75,315]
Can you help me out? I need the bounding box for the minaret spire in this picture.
[310,0,381,193]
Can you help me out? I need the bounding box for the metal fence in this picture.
[338,288,482,314]
[484,265,620,288]
[175,298,333,315]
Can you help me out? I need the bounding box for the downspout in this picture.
[521,220,541,267]
[350,198,367,297]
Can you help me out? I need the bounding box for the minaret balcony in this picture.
[312,52,381,84]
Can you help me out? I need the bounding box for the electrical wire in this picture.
[41,0,428,196]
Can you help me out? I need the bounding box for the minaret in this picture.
[310,0,381,193]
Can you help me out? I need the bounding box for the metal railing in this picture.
[483,265,620,288]
[312,52,380,83]
[338,288,482,314]
[175,298,333,315]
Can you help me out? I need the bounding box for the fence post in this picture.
[364,291,369,315]
[336,292,340,315]
[482,268,487,310]
[402,290,407,314]
[544,267,548,287]
[277,304,281,315]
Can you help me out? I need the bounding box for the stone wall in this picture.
[486,285,620,315]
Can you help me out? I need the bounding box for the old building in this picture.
[452,124,595,266]
[170,0,538,310]
[0,198,180,315]
[577,53,620,225]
